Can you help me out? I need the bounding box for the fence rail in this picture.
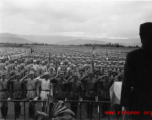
[0,100,113,120]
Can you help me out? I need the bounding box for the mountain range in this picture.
[0,33,141,46]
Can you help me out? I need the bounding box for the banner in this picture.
[110,81,122,107]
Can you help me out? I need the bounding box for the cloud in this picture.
[0,0,152,40]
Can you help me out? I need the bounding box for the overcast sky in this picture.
[0,0,152,39]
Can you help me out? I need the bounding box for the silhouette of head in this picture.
[140,22,152,50]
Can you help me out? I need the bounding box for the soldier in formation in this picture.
[36,72,53,112]
[67,74,82,118]
[96,74,111,118]
[21,71,38,118]
[8,73,23,118]
[81,72,97,118]
[0,73,9,119]
[0,46,125,119]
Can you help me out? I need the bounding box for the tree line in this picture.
[81,43,140,48]
[0,42,140,48]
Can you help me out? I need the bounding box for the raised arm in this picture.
[20,74,29,82]
[67,75,73,83]
[7,75,16,81]
[80,74,88,82]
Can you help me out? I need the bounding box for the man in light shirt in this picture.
[36,72,53,112]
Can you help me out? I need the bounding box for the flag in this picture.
[91,44,95,73]
[110,82,122,107]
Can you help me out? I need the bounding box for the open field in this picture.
[0,45,136,120]
[24,45,136,52]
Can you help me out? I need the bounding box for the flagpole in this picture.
[92,43,95,73]
[92,43,100,113]
[30,47,33,58]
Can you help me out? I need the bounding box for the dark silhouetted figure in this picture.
[121,22,152,120]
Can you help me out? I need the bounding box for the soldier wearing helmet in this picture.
[81,72,97,119]
[0,73,10,118]
[21,71,38,118]
[36,72,53,112]
[66,74,82,118]
[8,72,23,118]
[96,74,111,118]
[51,71,67,101]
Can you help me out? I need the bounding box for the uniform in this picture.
[48,67,56,77]
[10,80,22,99]
[53,77,67,100]
[21,67,27,98]
[25,79,37,99]
[39,78,53,100]
[22,73,38,118]
[41,65,47,74]
[81,74,97,118]
[67,76,82,117]
[37,72,53,112]
[37,64,42,75]
[32,63,38,72]
[9,74,22,118]
[96,75,111,117]
[0,76,9,118]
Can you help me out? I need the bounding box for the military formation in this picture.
[0,46,126,119]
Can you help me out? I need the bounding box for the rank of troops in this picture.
[0,47,125,119]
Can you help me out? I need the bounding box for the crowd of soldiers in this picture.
[0,46,126,119]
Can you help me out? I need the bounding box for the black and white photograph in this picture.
[0,0,152,120]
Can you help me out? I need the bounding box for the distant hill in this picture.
[57,38,141,46]
[18,35,76,44]
[0,33,141,46]
[0,33,32,43]
[131,41,141,46]
[57,39,108,45]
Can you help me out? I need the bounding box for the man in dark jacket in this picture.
[121,22,152,120]
[52,71,67,101]
[0,73,10,119]
[81,72,97,119]
[67,74,82,118]
[9,73,22,118]
[96,74,111,118]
